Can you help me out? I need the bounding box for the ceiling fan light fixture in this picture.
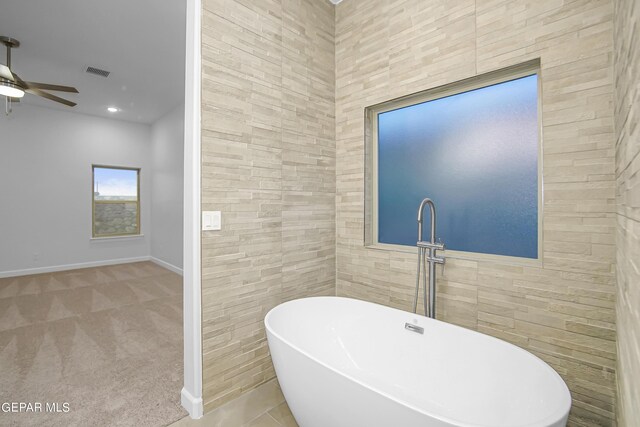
[1,36,78,109]
[0,80,24,98]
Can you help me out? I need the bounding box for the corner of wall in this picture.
[613,0,640,423]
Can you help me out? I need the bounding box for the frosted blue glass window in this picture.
[377,74,539,259]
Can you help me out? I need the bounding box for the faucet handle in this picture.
[426,255,445,264]
[418,241,445,251]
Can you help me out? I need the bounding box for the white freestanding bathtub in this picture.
[265,297,571,427]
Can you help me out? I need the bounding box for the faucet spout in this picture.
[414,198,445,319]
[417,198,436,244]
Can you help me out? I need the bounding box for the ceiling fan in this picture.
[0,36,78,107]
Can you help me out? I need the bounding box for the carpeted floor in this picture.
[0,261,187,427]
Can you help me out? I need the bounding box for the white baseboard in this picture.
[0,256,153,279]
[181,387,203,419]
[150,257,183,276]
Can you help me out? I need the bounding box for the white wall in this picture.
[150,104,184,271]
[0,104,152,275]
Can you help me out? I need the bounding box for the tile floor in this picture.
[170,379,298,427]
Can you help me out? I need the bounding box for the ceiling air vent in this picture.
[86,66,110,78]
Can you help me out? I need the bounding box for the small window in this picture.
[367,63,541,260]
[92,165,140,237]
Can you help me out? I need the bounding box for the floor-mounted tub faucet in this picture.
[413,198,445,319]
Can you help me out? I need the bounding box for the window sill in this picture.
[365,243,542,268]
[91,234,145,241]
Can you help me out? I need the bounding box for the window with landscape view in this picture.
[92,165,140,237]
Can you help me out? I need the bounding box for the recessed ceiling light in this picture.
[107,107,119,113]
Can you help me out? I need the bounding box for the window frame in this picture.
[92,164,141,238]
[365,60,543,265]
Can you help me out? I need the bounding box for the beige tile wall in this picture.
[200,0,335,412]
[199,0,626,424]
[335,0,618,425]
[614,0,640,424]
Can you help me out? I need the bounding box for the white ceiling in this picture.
[0,0,186,124]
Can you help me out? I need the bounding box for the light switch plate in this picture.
[202,211,221,231]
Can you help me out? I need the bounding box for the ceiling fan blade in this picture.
[0,64,15,82]
[12,72,27,86]
[25,88,77,107]
[23,81,78,93]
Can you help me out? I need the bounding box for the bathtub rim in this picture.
[265,296,571,427]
